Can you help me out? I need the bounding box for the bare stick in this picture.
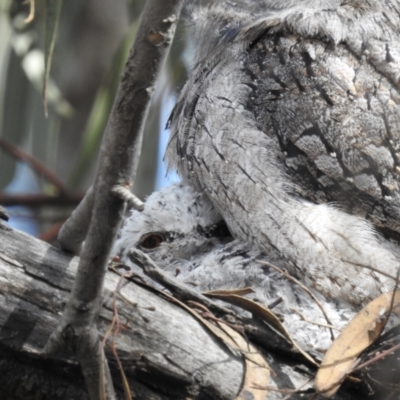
[128,248,234,316]
[57,187,94,254]
[0,138,67,194]
[44,1,185,398]
[258,260,335,341]
[290,308,340,331]
[0,193,84,207]
[341,258,397,281]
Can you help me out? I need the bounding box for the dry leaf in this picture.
[200,318,271,400]
[315,290,400,397]
[205,288,255,296]
[155,288,270,399]
[205,291,317,366]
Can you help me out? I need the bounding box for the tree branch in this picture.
[0,221,244,399]
[0,138,67,194]
[50,0,185,398]
[0,219,367,400]
[0,193,84,207]
[56,187,94,254]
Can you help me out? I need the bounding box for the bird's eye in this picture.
[139,233,165,250]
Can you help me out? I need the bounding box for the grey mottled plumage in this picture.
[114,183,357,353]
[115,0,400,345]
[165,0,400,305]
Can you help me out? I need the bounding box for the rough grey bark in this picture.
[57,186,94,254]
[0,219,371,400]
[0,220,242,399]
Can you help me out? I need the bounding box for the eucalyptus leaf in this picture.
[43,0,62,116]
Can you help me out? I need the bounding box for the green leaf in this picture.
[43,0,62,117]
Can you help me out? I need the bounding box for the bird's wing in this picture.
[167,0,400,235]
[166,1,400,304]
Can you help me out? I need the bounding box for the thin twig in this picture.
[290,308,340,332]
[268,297,283,309]
[341,258,397,281]
[128,248,234,317]
[102,273,133,400]
[258,260,335,341]
[251,376,313,399]
[383,267,400,331]
[0,138,67,194]
[353,342,400,373]
[0,193,84,207]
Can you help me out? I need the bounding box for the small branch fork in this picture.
[44,1,185,399]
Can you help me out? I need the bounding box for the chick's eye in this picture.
[139,233,165,250]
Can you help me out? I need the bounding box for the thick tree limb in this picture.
[0,221,242,399]
[0,221,369,400]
